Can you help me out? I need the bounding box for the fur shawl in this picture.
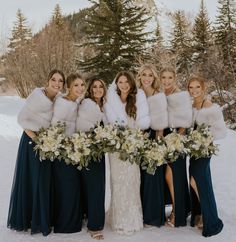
[17,88,54,131]
[76,98,107,132]
[148,92,168,130]
[167,91,192,128]
[51,96,78,136]
[193,104,227,140]
[104,82,150,130]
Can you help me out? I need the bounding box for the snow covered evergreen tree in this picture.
[170,10,192,79]
[192,0,212,71]
[214,0,236,73]
[77,0,152,82]
[8,9,32,51]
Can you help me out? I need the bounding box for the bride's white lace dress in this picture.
[104,82,150,235]
[108,119,143,235]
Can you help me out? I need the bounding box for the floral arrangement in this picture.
[142,138,167,174]
[62,131,92,170]
[117,126,150,165]
[89,124,121,161]
[33,122,66,161]
[164,130,187,162]
[185,123,219,159]
[33,121,220,173]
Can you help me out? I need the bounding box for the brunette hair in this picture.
[115,71,137,119]
[136,64,159,90]
[47,69,65,86]
[65,73,85,89]
[86,76,107,109]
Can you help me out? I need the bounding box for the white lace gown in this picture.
[108,118,143,235]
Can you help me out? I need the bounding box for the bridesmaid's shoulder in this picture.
[202,99,213,109]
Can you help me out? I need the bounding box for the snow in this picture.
[0,95,236,242]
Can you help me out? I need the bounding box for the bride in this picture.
[104,71,150,235]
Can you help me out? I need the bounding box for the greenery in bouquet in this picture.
[33,122,66,161]
[142,138,167,175]
[62,131,92,170]
[117,126,150,165]
[89,124,121,161]
[185,123,219,159]
[164,129,187,162]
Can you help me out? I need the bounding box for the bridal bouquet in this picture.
[142,139,167,174]
[62,131,92,170]
[164,130,187,162]
[89,124,121,161]
[185,123,219,159]
[33,122,66,161]
[118,127,149,165]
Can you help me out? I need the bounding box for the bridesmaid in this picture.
[76,77,107,240]
[51,73,85,233]
[136,64,168,227]
[7,69,65,236]
[187,76,225,237]
[160,67,192,227]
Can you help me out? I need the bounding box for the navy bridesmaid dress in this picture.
[53,160,82,233]
[7,132,53,236]
[189,157,223,237]
[163,128,190,226]
[140,128,165,227]
[81,155,105,231]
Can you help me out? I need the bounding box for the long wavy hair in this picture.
[115,71,137,119]
[86,76,107,110]
[136,64,159,91]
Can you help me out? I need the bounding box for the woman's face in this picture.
[91,80,105,100]
[188,80,204,99]
[117,75,131,95]
[140,68,154,88]
[160,71,176,90]
[69,78,85,98]
[47,73,64,94]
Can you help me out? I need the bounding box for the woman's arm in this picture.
[24,129,37,139]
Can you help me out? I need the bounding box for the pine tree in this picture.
[77,0,152,82]
[170,10,192,78]
[51,4,64,27]
[214,0,236,71]
[8,9,32,51]
[155,20,163,46]
[192,0,212,69]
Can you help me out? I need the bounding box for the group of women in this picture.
[7,65,227,239]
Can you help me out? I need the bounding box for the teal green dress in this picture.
[7,132,53,236]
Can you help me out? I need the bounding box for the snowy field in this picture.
[0,95,236,242]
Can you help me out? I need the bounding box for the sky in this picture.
[0,0,219,52]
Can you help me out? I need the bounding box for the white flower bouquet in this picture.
[186,123,219,159]
[164,130,187,162]
[118,126,149,165]
[62,131,92,170]
[89,124,121,161]
[142,139,167,174]
[33,122,66,161]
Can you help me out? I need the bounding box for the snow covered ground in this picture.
[0,95,236,242]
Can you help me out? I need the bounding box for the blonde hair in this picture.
[160,67,176,79]
[136,64,159,90]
